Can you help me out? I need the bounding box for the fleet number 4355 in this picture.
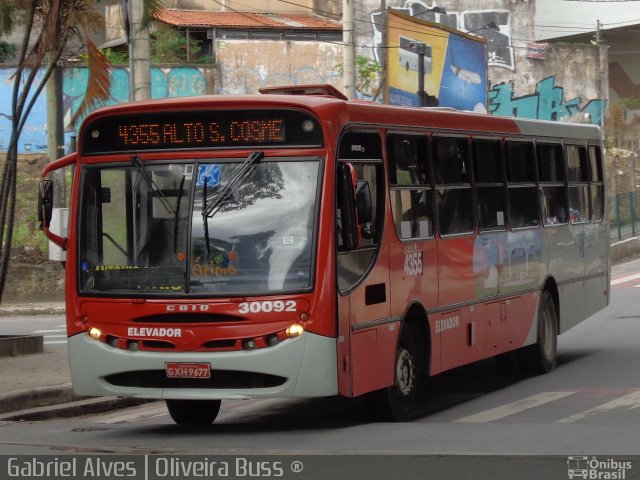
[404,251,423,277]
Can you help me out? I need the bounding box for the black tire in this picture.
[165,399,222,425]
[517,290,558,373]
[365,327,417,422]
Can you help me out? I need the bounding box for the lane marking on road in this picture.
[611,273,640,286]
[558,390,640,424]
[455,391,577,423]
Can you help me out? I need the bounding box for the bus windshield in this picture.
[78,158,320,296]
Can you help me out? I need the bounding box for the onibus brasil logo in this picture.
[567,456,632,479]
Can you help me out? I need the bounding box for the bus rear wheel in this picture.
[365,327,417,422]
[517,290,558,373]
[165,399,222,424]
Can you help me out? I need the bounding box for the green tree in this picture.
[151,26,205,64]
[337,55,382,98]
[0,0,112,302]
[0,40,15,61]
[0,0,165,301]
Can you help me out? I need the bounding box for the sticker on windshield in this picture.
[197,165,221,187]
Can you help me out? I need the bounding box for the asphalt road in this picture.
[2,259,640,477]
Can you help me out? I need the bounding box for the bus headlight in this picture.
[88,327,102,340]
[286,323,304,338]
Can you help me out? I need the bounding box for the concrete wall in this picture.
[214,40,342,94]
[4,263,65,303]
[1,39,342,154]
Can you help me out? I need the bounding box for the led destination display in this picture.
[82,109,323,154]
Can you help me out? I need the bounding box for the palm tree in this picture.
[0,0,162,301]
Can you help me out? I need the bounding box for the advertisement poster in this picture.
[387,9,488,112]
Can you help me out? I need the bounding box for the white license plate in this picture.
[165,363,211,379]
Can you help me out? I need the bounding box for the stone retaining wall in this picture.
[4,262,65,303]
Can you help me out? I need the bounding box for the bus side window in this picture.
[589,145,604,222]
[472,139,506,231]
[537,142,568,226]
[336,130,385,293]
[505,140,539,228]
[387,133,433,240]
[433,136,473,236]
[566,144,590,224]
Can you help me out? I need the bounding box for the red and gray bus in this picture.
[39,84,609,423]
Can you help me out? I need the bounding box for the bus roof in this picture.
[82,88,601,142]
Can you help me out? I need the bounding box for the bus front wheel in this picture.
[517,290,558,373]
[365,327,417,422]
[166,399,222,424]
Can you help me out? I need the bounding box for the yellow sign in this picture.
[386,10,488,110]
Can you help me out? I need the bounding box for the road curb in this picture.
[0,305,66,316]
[0,383,74,414]
[0,396,153,422]
[0,383,154,421]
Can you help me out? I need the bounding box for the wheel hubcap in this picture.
[396,348,415,396]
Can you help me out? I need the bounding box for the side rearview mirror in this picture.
[337,162,360,250]
[38,180,54,230]
[356,180,374,240]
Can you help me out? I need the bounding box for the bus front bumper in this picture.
[67,332,338,400]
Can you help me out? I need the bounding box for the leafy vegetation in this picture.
[337,55,382,98]
[0,40,15,61]
[151,27,208,64]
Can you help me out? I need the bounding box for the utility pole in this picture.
[128,0,151,101]
[596,20,608,133]
[343,0,356,99]
[380,0,387,104]
[45,62,65,206]
[416,42,427,107]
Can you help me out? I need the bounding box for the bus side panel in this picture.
[437,236,477,306]
[388,240,439,371]
[584,222,610,319]
[337,294,352,397]
[548,225,585,333]
[346,248,394,398]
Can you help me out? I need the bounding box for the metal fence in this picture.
[610,192,640,242]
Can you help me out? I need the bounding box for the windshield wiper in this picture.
[202,151,264,219]
[202,175,211,255]
[201,151,264,256]
[132,155,175,215]
[173,175,186,254]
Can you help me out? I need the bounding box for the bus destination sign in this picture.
[82,109,323,154]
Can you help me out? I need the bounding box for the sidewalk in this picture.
[0,302,145,419]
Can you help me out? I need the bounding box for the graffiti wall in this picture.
[364,1,517,70]
[0,66,212,154]
[490,76,604,125]
[358,0,604,124]
[0,39,343,155]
